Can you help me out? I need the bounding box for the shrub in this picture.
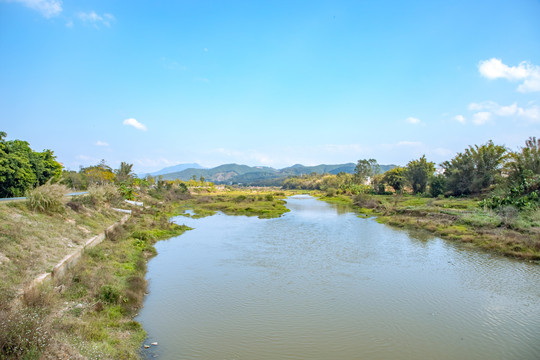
[88,184,120,206]
[234,195,247,203]
[353,194,381,209]
[26,183,67,213]
[325,188,337,197]
[99,285,120,304]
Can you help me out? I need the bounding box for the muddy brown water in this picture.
[137,195,540,359]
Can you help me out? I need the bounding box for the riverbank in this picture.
[318,193,540,261]
[0,187,290,359]
[169,189,292,219]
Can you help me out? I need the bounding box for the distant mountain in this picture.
[142,163,204,177]
[159,162,396,185]
[161,163,276,182]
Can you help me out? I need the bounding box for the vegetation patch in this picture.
[170,190,291,219]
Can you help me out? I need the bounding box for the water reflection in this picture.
[137,195,540,360]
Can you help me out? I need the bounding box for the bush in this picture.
[88,184,120,206]
[99,285,120,304]
[325,188,337,197]
[26,183,67,213]
[234,195,247,203]
[353,194,381,209]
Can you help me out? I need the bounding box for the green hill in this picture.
[159,162,396,185]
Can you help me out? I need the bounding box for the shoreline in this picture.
[317,193,540,262]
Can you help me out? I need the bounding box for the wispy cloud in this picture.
[9,0,62,17]
[454,115,466,124]
[518,105,540,121]
[472,112,492,125]
[95,140,109,146]
[469,101,517,116]
[478,58,540,93]
[160,57,187,71]
[123,118,147,131]
[468,101,539,123]
[406,117,421,125]
[78,11,115,27]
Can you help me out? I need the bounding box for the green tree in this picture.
[61,170,88,190]
[115,162,134,183]
[441,141,507,196]
[505,136,539,184]
[354,159,380,184]
[83,160,115,185]
[0,132,62,197]
[406,155,435,194]
[382,166,407,193]
[429,174,446,197]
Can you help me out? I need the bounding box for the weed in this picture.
[26,183,67,214]
[88,184,121,206]
[0,307,51,359]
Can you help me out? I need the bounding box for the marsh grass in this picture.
[174,190,290,219]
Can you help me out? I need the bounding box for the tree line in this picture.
[284,136,539,210]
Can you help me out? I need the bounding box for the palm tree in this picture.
[115,162,134,183]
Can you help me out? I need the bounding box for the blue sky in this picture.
[1,0,539,173]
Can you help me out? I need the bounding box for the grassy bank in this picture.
[169,189,292,219]
[0,186,290,359]
[318,193,540,261]
[0,195,123,306]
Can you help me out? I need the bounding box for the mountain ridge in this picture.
[156,162,396,185]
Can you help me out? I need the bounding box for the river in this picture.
[137,195,540,359]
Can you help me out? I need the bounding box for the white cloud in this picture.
[454,115,466,124]
[9,0,62,18]
[78,11,115,27]
[517,105,540,121]
[472,112,492,125]
[65,20,73,28]
[406,117,421,124]
[470,101,518,116]
[123,118,147,131]
[468,100,539,122]
[95,140,109,146]
[478,58,540,93]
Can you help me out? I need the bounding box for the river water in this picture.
[137,195,540,359]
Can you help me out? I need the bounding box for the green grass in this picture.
[47,207,188,359]
[170,190,291,219]
[0,198,123,306]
